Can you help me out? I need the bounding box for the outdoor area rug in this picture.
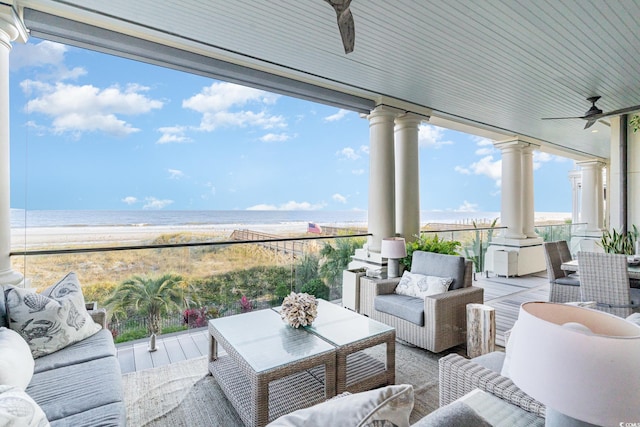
[122,342,466,426]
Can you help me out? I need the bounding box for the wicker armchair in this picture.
[543,241,580,303]
[577,251,640,318]
[438,353,546,418]
[360,251,483,353]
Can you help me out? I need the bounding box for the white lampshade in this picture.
[380,237,407,259]
[508,302,640,426]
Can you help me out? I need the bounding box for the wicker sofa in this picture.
[360,251,484,353]
[438,352,545,420]
[0,285,126,426]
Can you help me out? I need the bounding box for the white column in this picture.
[0,6,27,286]
[568,169,582,224]
[367,106,398,253]
[494,140,526,239]
[521,144,538,238]
[596,166,605,230]
[394,113,424,243]
[578,160,605,234]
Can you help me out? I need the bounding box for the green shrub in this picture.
[162,325,188,334]
[401,235,461,269]
[300,278,330,300]
[114,328,147,343]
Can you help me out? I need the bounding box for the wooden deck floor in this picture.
[116,271,550,373]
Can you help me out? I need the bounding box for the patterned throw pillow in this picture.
[5,272,101,358]
[413,276,454,299]
[395,271,417,297]
[0,385,49,427]
[267,384,414,427]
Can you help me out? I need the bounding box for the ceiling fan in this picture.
[324,0,355,54]
[542,96,640,129]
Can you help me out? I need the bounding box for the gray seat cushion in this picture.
[411,401,492,427]
[34,328,116,374]
[27,356,124,424]
[410,252,466,290]
[554,277,580,286]
[50,402,126,427]
[374,294,424,326]
[631,288,640,306]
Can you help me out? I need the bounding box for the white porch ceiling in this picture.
[11,0,640,160]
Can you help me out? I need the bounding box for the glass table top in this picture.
[274,299,394,347]
[209,309,335,373]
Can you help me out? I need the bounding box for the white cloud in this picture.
[121,196,137,205]
[143,197,174,209]
[360,145,370,155]
[352,169,365,175]
[168,169,184,179]
[10,41,86,81]
[455,155,502,185]
[324,109,350,122]
[475,137,494,146]
[337,147,360,160]
[332,193,347,203]
[418,124,454,148]
[183,82,284,131]
[455,200,478,212]
[475,147,494,156]
[260,133,291,142]
[23,82,163,137]
[246,201,326,211]
[157,126,192,144]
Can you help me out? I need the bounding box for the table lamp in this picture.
[508,302,640,427]
[381,237,407,278]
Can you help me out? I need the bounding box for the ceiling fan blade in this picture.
[600,104,640,118]
[337,7,355,53]
[324,0,355,54]
[584,119,597,129]
[541,116,586,120]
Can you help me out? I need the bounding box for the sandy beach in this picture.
[10,212,571,250]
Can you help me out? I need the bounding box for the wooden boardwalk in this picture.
[229,229,307,256]
[116,271,550,373]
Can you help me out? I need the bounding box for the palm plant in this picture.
[319,237,366,288]
[106,273,194,336]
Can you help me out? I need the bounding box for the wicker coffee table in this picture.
[208,309,336,427]
[301,299,395,394]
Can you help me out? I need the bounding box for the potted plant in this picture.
[600,225,639,255]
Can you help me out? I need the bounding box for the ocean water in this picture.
[8,209,518,229]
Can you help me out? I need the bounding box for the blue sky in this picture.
[9,39,575,213]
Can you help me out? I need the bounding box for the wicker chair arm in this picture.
[373,277,402,295]
[438,353,546,418]
[424,286,484,315]
[89,308,107,329]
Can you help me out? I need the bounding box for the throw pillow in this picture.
[395,271,416,297]
[267,383,414,427]
[0,385,49,427]
[5,272,101,358]
[0,327,34,391]
[413,275,453,298]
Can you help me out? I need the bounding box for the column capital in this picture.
[0,5,29,47]
[362,104,404,120]
[493,137,540,151]
[395,112,429,126]
[576,159,606,169]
